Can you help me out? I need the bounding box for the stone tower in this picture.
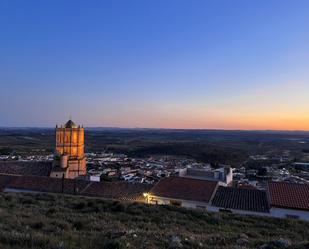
[50,119,86,179]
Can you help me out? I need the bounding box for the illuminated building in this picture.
[50,119,86,179]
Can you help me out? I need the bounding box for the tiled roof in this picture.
[0,174,17,191]
[81,181,151,202]
[0,174,150,202]
[267,181,309,211]
[149,176,218,203]
[6,175,90,195]
[211,186,269,213]
[0,161,52,176]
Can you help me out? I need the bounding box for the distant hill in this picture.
[2,128,309,165]
[0,192,308,249]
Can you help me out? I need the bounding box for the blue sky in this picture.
[1,0,309,129]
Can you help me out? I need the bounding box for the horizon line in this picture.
[1,126,309,132]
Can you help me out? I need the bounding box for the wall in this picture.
[54,126,86,179]
[50,171,67,178]
[55,128,84,158]
[148,195,309,221]
[4,188,40,193]
[207,205,270,217]
[225,170,233,186]
[270,207,309,221]
[67,158,87,178]
[178,167,233,186]
[147,195,210,210]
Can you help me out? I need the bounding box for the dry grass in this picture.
[0,192,308,249]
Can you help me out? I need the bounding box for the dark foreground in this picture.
[0,193,308,249]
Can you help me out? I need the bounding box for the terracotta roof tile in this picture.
[267,181,309,211]
[1,174,151,202]
[81,181,151,202]
[0,161,52,176]
[6,175,89,195]
[149,176,218,203]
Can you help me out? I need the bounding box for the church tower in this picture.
[50,119,86,179]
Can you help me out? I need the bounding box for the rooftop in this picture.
[267,181,309,211]
[82,181,151,202]
[64,119,78,128]
[0,161,52,177]
[211,186,269,213]
[0,174,150,202]
[149,176,218,203]
[5,175,90,195]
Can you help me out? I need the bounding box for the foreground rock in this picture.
[169,235,183,248]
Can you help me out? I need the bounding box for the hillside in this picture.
[0,193,308,249]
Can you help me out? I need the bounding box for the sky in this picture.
[0,0,309,129]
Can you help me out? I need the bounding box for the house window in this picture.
[196,205,206,210]
[286,214,299,219]
[170,200,182,207]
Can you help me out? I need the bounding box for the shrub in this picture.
[21,198,34,205]
[4,195,12,202]
[102,239,124,249]
[72,221,84,230]
[111,201,125,212]
[46,208,57,216]
[30,221,44,230]
[87,200,94,207]
[73,202,86,210]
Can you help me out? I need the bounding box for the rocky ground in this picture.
[0,192,308,249]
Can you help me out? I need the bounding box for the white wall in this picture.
[90,175,101,182]
[148,195,309,222]
[225,170,233,186]
[207,205,270,217]
[147,195,210,210]
[147,195,270,217]
[270,207,309,221]
[4,188,40,193]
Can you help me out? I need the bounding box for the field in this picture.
[0,192,308,249]
[2,128,309,165]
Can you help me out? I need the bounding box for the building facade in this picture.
[267,181,309,221]
[178,165,233,186]
[50,120,86,179]
[146,178,309,221]
[146,176,219,210]
[269,207,309,221]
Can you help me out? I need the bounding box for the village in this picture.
[1,150,309,188]
[0,120,308,222]
[2,1,309,247]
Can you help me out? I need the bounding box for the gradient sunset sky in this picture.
[1,0,309,129]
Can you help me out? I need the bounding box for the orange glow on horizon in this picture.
[85,111,309,131]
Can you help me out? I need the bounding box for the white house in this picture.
[267,181,309,221]
[146,176,219,210]
[178,165,233,186]
[145,176,309,222]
